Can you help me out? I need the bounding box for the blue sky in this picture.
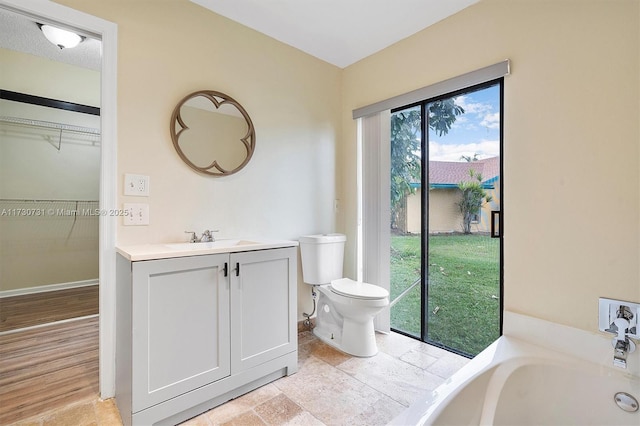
[428,84,500,162]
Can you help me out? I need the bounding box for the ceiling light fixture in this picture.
[38,23,85,49]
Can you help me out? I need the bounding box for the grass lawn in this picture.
[390,233,500,356]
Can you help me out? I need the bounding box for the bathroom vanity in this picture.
[115,240,298,425]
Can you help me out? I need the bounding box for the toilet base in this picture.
[313,319,378,357]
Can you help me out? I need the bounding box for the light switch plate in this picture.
[124,173,149,196]
[123,203,149,226]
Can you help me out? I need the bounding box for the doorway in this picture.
[0,8,103,423]
[0,0,118,417]
[389,80,503,357]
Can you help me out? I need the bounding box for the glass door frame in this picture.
[391,78,505,357]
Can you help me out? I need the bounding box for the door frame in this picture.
[421,78,504,353]
[388,79,504,355]
[0,0,118,397]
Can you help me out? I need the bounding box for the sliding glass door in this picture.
[389,105,422,337]
[390,80,503,357]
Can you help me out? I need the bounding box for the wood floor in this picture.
[0,316,99,425]
[0,285,99,332]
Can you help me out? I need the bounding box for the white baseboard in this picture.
[0,279,99,298]
[0,314,99,336]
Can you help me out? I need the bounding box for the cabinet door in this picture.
[230,247,297,372]
[132,254,230,412]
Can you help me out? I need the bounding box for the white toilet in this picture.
[299,234,389,357]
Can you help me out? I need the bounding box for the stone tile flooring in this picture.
[9,331,469,426]
[184,331,469,426]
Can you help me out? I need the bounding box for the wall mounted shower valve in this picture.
[599,298,639,368]
[599,298,640,339]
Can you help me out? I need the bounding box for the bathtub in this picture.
[391,336,640,425]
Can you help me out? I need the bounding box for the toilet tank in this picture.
[299,233,346,284]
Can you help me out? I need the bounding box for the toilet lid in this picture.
[330,278,389,300]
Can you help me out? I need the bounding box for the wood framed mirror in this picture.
[170,90,255,176]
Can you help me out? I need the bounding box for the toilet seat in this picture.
[330,278,389,300]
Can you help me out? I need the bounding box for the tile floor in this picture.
[10,331,469,426]
[7,398,121,426]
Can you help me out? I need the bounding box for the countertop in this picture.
[116,239,299,261]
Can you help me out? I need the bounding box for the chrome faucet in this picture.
[184,229,218,243]
[200,229,216,242]
[611,307,637,369]
[599,299,639,369]
[614,339,630,369]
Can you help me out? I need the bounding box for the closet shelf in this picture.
[0,116,100,136]
[0,199,99,203]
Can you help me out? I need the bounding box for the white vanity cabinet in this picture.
[230,249,297,372]
[131,254,231,412]
[115,244,297,426]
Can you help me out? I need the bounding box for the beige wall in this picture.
[55,0,343,319]
[0,48,100,105]
[48,0,639,332]
[342,0,640,332]
[0,199,99,291]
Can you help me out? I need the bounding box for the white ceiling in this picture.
[0,7,101,71]
[0,1,478,72]
[191,0,480,68]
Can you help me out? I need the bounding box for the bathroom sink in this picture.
[117,238,298,261]
[165,239,259,251]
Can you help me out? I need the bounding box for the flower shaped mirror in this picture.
[170,90,255,176]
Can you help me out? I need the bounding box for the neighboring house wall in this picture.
[404,176,501,234]
[405,188,421,233]
[430,188,465,233]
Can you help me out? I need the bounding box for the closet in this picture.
[0,92,100,331]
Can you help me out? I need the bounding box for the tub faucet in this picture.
[613,338,630,369]
[611,310,636,369]
[599,299,640,369]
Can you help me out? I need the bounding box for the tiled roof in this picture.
[428,156,500,186]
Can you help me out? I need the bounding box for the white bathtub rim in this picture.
[476,353,599,425]
[391,311,640,425]
[389,337,501,426]
[389,335,638,426]
[503,310,640,377]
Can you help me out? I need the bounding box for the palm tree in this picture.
[457,169,492,234]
